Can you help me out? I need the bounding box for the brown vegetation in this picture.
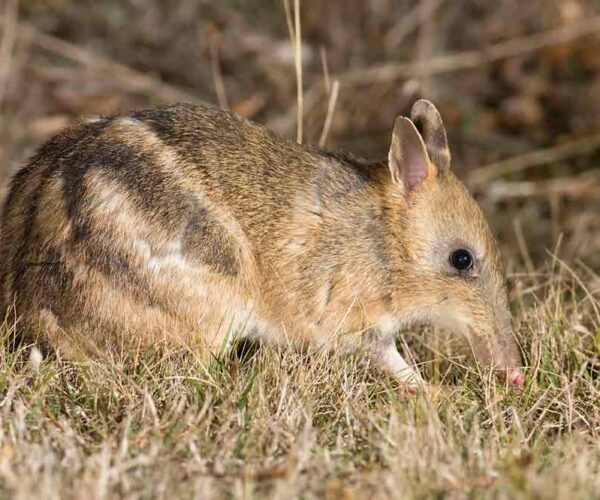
[1,1,600,498]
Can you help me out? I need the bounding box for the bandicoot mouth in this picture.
[498,368,525,387]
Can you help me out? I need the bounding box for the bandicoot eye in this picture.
[450,249,474,271]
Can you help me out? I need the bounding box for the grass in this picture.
[2,2,600,498]
[1,256,599,499]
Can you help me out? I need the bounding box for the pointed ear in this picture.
[410,99,451,171]
[388,116,435,191]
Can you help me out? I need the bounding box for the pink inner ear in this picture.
[399,121,430,190]
[389,117,432,191]
[404,169,428,190]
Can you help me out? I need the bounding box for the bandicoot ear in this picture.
[388,116,435,191]
[410,99,451,171]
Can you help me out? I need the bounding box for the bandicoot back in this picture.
[0,100,524,388]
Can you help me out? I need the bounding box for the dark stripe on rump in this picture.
[182,202,239,276]
[61,131,191,232]
[10,120,109,296]
[58,129,194,307]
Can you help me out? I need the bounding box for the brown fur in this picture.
[0,101,523,386]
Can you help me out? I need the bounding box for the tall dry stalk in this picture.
[284,0,303,144]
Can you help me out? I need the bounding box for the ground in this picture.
[1,1,600,498]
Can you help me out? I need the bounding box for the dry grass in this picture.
[1,259,599,498]
[2,1,600,498]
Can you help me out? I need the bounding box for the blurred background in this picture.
[1,0,600,275]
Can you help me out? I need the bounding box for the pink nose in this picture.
[509,371,525,387]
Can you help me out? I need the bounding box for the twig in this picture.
[484,175,600,201]
[318,79,339,147]
[385,0,446,49]
[271,15,600,137]
[0,0,19,110]
[546,250,600,324]
[320,46,331,93]
[294,0,304,144]
[284,0,304,143]
[209,31,229,110]
[268,82,321,136]
[342,15,600,87]
[469,134,600,186]
[17,20,206,105]
[513,217,536,280]
[417,0,436,97]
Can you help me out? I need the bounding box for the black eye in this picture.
[450,249,474,271]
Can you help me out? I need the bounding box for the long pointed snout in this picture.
[433,297,525,387]
[466,324,524,387]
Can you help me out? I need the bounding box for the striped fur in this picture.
[0,102,523,386]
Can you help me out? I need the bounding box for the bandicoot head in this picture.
[385,100,524,387]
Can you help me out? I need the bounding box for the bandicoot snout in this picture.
[0,99,523,389]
